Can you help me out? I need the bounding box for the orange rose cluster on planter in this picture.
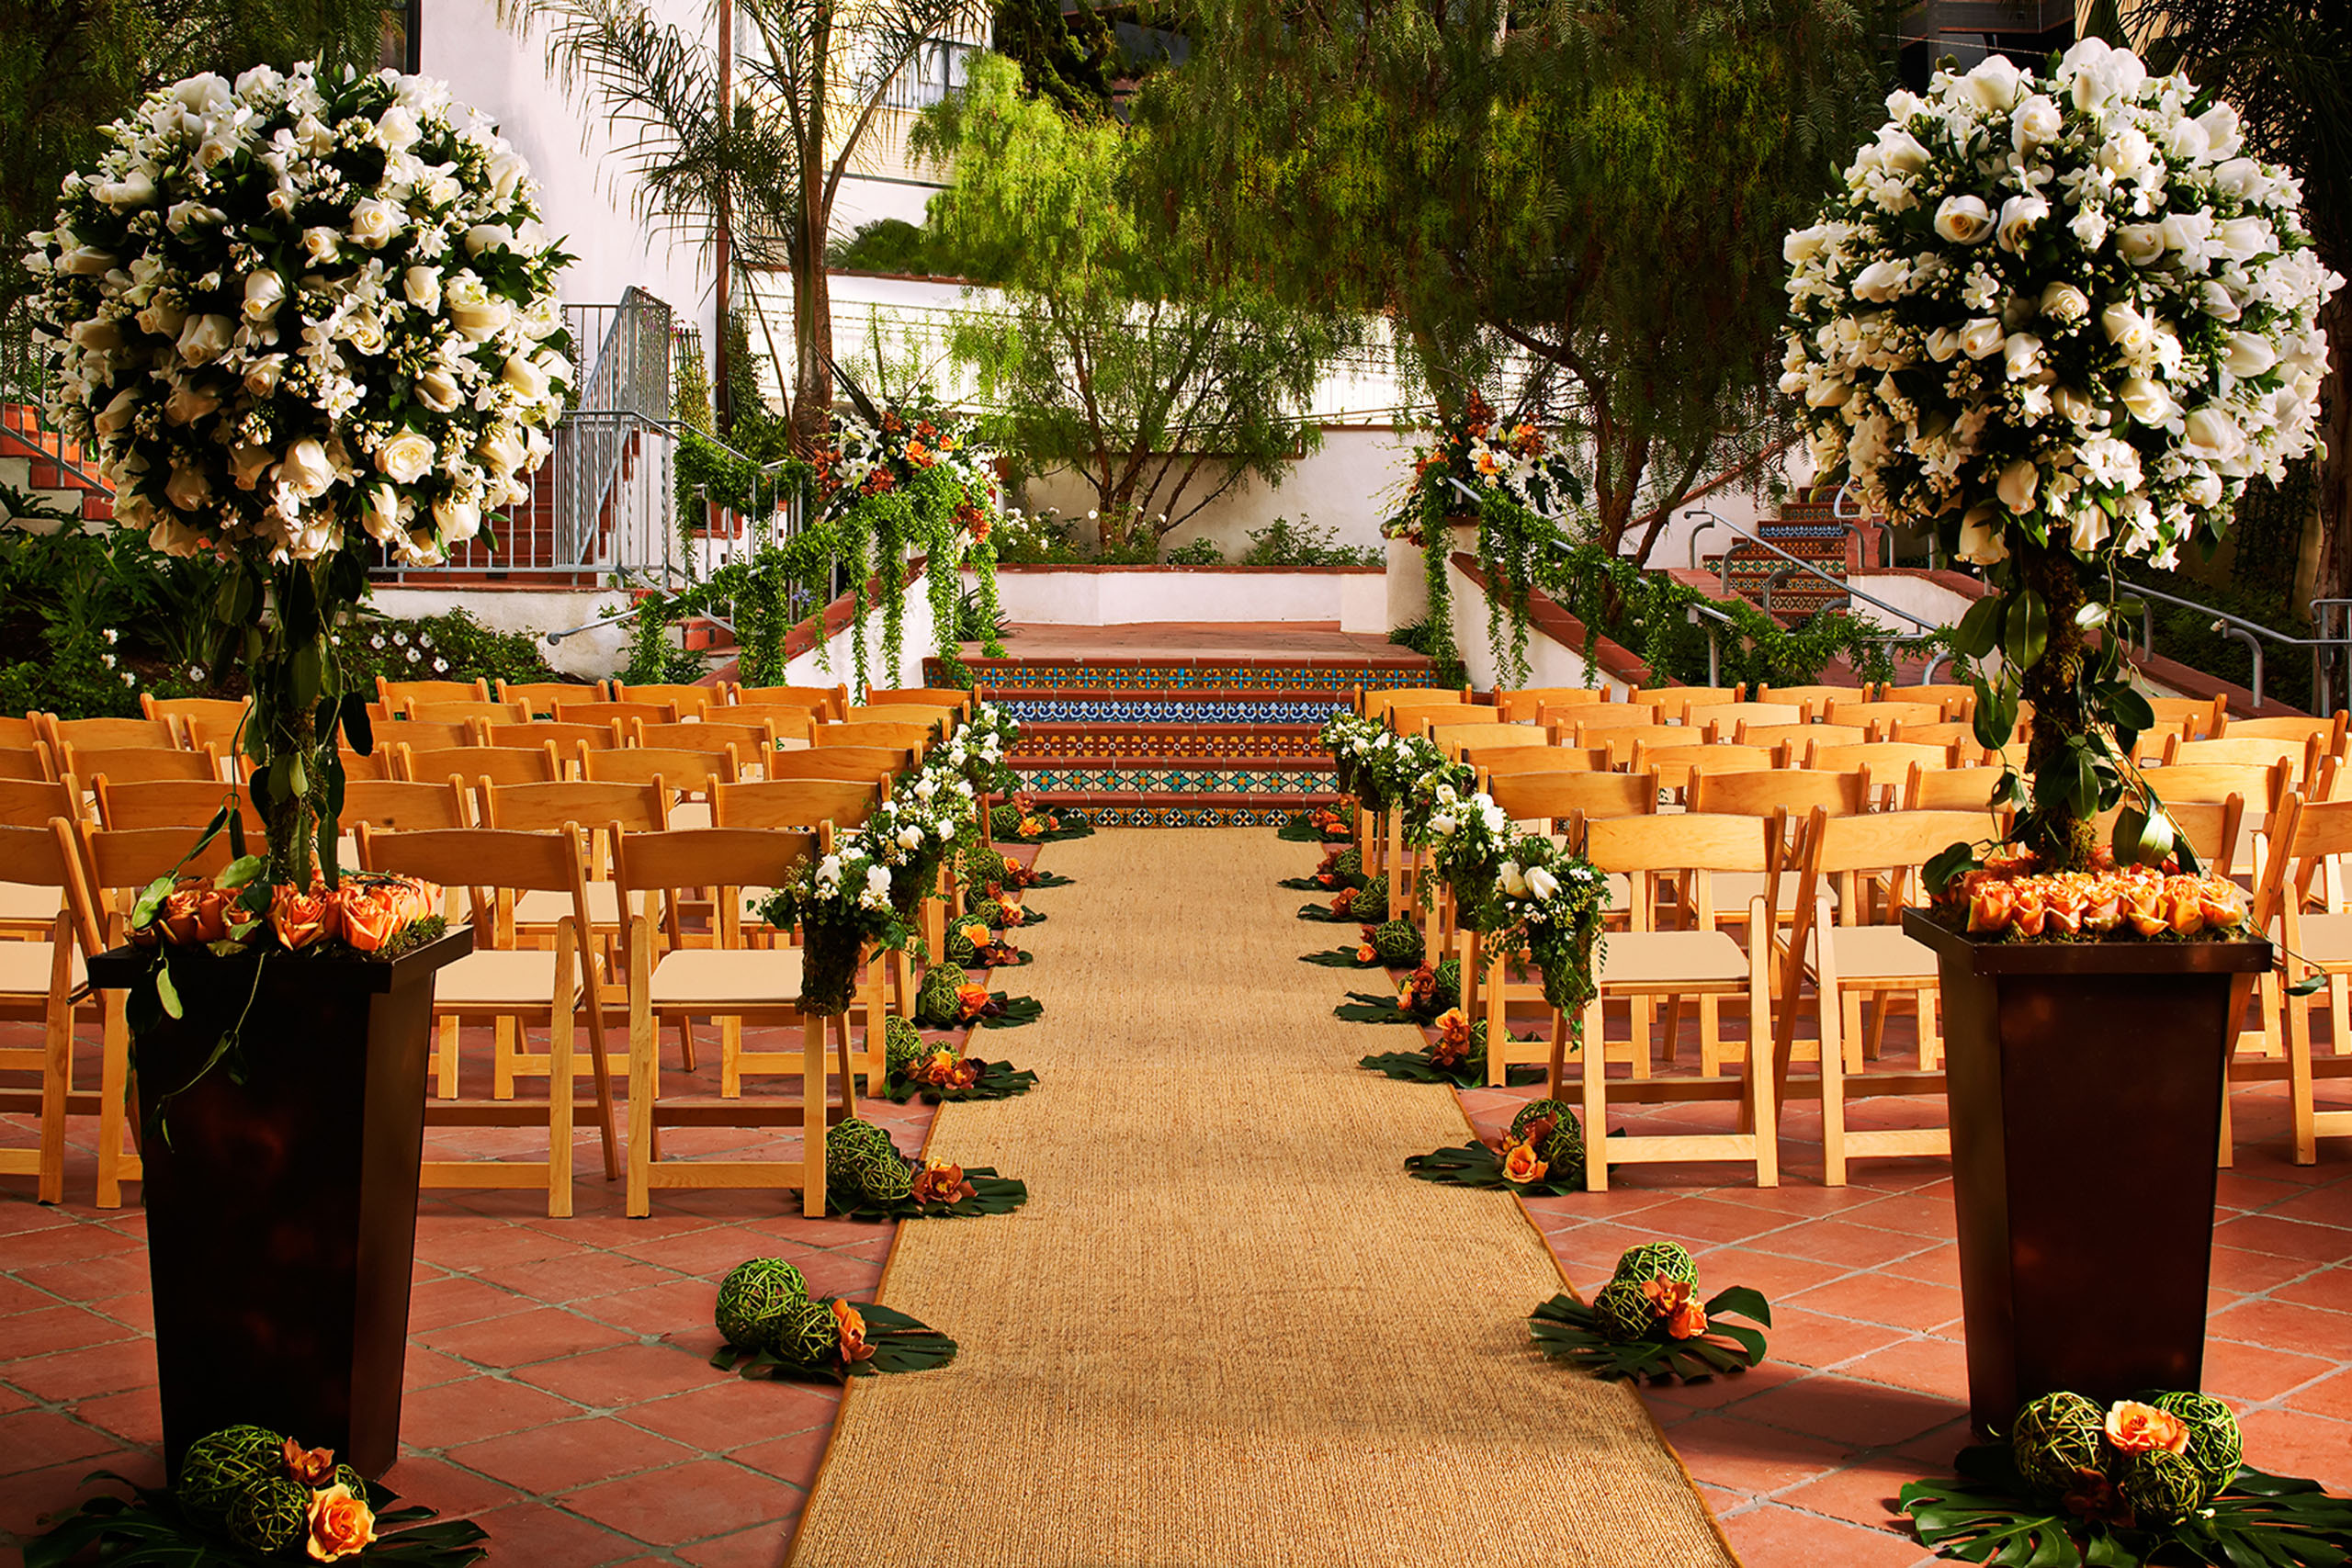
[133,872,442,955]
[1944,855,2248,942]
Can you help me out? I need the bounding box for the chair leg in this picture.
[674,1014,699,1073]
[1821,983,1849,1187]
[1863,993,1889,1062]
[2289,970,2322,1165]
[38,993,72,1204]
[1748,959,1779,1189]
[548,1011,575,1219]
[802,1013,828,1218]
[96,996,133,1210]
[834,1012,859,1119]
[1841,991,1867,1073]
[1580,997,1609,1192]
[1545,1009,1570,1100]
[626,1004,659,1218]
[720,1016,742,1099]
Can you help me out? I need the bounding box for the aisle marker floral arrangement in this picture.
[710,1258,957,1382]
[1782,40,2338,886]
[1528,1241,1772,1382]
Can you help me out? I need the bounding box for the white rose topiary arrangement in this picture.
[1782,39,2339,874]
[25,62,573,887]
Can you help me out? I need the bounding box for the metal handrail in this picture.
[2125,581,2350,713]
[1694,515,1941,632]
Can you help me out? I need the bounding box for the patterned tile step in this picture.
[995,694,1348,725]
[940,657,1439,694]
[1011,728,1328,763]
[1029,789,1339,827]
[1012,764,1335,796]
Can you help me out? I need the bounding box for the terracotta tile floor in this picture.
[2,954,2349,1565]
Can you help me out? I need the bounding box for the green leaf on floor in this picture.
[1296,901,1363,923]
[1527,1289,1771,1382]
[1901,1444,2352,1567]
[1278,812,1351,843]
[880,1056,1039,1104]
[1023,871,1076,887]
[1406,1140,1588,1195]
[976,993,1045,1029]
[1335,990,1416,1023]
[710,1299,960,1382]
[1359,1052,1544,1086]
[1302,945,1379,967]
[827,1168,1029,1222]
[23,1470,491,1567]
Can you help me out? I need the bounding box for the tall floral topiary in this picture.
[1782,40,2337,872]
[26,62,572,888]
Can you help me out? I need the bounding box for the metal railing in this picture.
[2124,582,2352,714]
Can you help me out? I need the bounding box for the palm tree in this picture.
[524,0,985,445]
[2116,0,2351,612]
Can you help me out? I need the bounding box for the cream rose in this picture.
[1996,459,2041,514]
[375,429,436,485]
[1933,194,1993,244]
[444,276,511,341]
[2224,332,2277,378]
[278,437,335,499]
[244,355,285,397]
[2117,377,2177,425]
[348,196,401,249]
[243,269,286,322]
[300,225,340,265]
[499,353,550,401]
[175,312,232,365]
[2114,224,2165,266]
[361,482,405,544]
[1996,194,2050,254]
[413,366,460,412]
[1959,317,2006,359]
[2010,94,2060,152]
[2182,407,2248,464]
[401,265,441,312]
[163,465,211,511]
[476,426,525,474]
[433,493,482,542]
[231,441,276,490]
[2038,282,2089,325]
[1956,502,2007,565]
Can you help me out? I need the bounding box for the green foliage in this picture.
[1372,918,1420,966]
[0,525,223,717]
[1237,516,1382,568]
[916,54,1365,553]
[338,610,563,694]
[989,0,1124,119]
[1386,615,1439,657]
[1133,0,1894,562]
[827,217,956,276]
[1162,536,1223,565]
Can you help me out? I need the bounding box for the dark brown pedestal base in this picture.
[88,929,470,1479]
[1907,912,2267,1433]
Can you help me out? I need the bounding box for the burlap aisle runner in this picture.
[788,829,1737,1568]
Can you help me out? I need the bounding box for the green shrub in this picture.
[1163,536,1223,565]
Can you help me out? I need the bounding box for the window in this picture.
[885,37,977,110]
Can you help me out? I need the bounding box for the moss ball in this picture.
[2010,1392,2109,1498]
[227,1474,311,1555]
[1592,1279,1658,1344]
[944,925,979,966]
[965,848,1011,887]
[884,1015,925,1076]
[768,1296,841,1367]
[916,969,966,1028]
[716,1258,808,1349]
[1611,1241,1697,1287]
[853,1146,914,1203]
[1510,1098,1586,1171]
[175,1424,286,1529]
[827,1118,910,1203]
[1431,957,1461,1010]
[1355,874,1389,917]
[1333,848,1363,882]
[331,1463,367,1499]
[989,803,1021,837]
[2117,1447,2208,1527]
[2148,1392,2242,1495]
[1373,919,1421,965]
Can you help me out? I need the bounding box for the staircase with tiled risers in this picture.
[930,650,1441,827]
[1,404,115,529]
[1702,487,1886,620]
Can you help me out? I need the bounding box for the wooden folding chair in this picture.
[1887,718,1992,760]
[730,682,850,722]
[712,780,879,831]
[1363,684,1472,719]
[398,743,562,795]
[342,778,473,832]
[1806,741,1955,807]
[1686,768,1870,964]
[610,682,717,718]
[765,748,908,786]
[1733,721,1867,752]
[637,722,780,781]
[401,698,528,728]
[369,718,473,753]
[1822,699,1945,738]
[1573,719,1686,770]
[554,699,681,731]
[66,745,223,786]
[1434,722,1540,761]
[1497,686,1611,722]
[865,686,977,719]
[1776,807,1985,1183]
[613,826,854,1216]
[582,745,739,828]
[1489,770,1659,847]
[1903,761,2005,813]
[0,819,102,1203]
[2166,732,2322,789]
[496,680,605,717]
[845,702,962,737]
[379,676,491,710]
[1649,687,1748,726]
[483,721,624,772]
[356,825,617,1216]
[1694,701,1807,734]
[2148,694,2228,742]
[0,781,86,939]
[2221,712,2349,754]
[69,823,238,1207]
[1753,683,1856,713]
[725,704,819,746]
[2241,790,2352,1165]
[814,719,935,758]
[1547,814,1779,1189]
[1556,703,1665,737]
[1637,741,1785,801]
[1891,683,1977,720]
[94,777,263,833]
[44,715,178,752]
[1475,746,1611,781]
[0,744,56,783]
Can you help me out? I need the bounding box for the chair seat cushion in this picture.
[1598,930,1747,987]
[436,950,574,1008]
[0,883,62,921]
[2295,911,2352,964]
[1817,925,1938,983]
[650,947,806,1010]
[515,884,624,926]
[0,940,85,998]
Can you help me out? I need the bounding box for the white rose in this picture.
[2101,302,2153,355]
[2069,506,2110,554]
[135,299,186,340]
[1876,128,1930,175]
[230,441,275,490]
[360,482,404,545]
[444,276,512,342]
[348,197,401,250]
[376,105,421,152]
[1498,862,1528,897]
[94,387,140,437]
[2216,217,2269,263]
[163,383,218,425]
[375,429,436,485]
[464,223,514,256]
[1956,502,2007,564]
[175,312,232,366]
[1996,458,2041,514]
[1996,194,2050,254]
[477,426,525,474]
[500,354,550,401]
[162,465,211,511]
[2196,101,2243,160]
[413,366,460,412]
[2117,378,2177,425]
[2163,117,2211,164]
[433,493,481,542]
[2199,280,2243,322]
[1933,194,1994,244]
[2183,468,2223,508]
[2068,206,2110,253]
[1429,812,1455,838]
[2181,406,2248,463]
[300,226,340,265]
[2114,224,2166,266]
[1849,257,1908,302]
[402,265,442,312]
[1925,325,1962,363]
[2098,127,2153,179]
[2004,333,2043,380]
[1525,865,1559,901]
[1960,317,2007,359]
[70,318,121,353]
[147,517,204,558]
[2052,385,2095,427]
[1962,55,2024,110]
[2039,282,2089,325]
[244,356,285,397]
[1783,224,1829,264]
[2223,332,2277,378]
[277,437,335,500]
[96,169,156,209]
[488,150,527,200]
[2211,158,2262,200]
[243,269,286,323]
[1804,376,1852,409]
[2010,94,2061,152]
[56,245,116,276]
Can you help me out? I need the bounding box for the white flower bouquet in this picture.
[24,63,573,890]
[1783,40,2339,872]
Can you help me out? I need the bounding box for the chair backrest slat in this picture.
[94,778,262,832]
[69,744,221,785]
[1689,768,1868,818]
[399,744,561,790]
[0,745,57,784]
[0,778,82,827]
[341,779,471,831]
[1473,746,1611,778]
[730,682,850,722]
[712,779,877,830]
[609,682,716,717]
[553,699,681,728]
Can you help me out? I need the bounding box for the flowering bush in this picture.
[1783,41,2338,875]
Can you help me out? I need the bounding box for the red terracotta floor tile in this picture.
[1834,1336,1971,1400]
[1758,1307,1920,1371]
[401,1373,587,1446]
[1784,1271,1964,1332]
[1729,1373,1967,1450]
[73,1384,163,1449]
[445,1415,699,1496]
[621,1378,841,1454]
[0,1407,129,1477]
[374,1451,529,1521]
[464,1499,649,1567]
[1775,1453,1939,1532]
[1716,1501,1937,1568]
[560,1457,802,1546]
[675,1522,797,1568]
[2214,1212,2352,1262]
[2235,1407,2352,1494]
[2209,1296,2352,1360]
[2200,1337,2342,1404]
[2,1339,154,1403]
[419,1306,640,1371]
[513,1342,721,1408]
[0,1304,135,1360]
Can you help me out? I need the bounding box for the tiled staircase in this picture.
[1702,487,1883,620]
[1,404,114,530]
[929,648,1441,827]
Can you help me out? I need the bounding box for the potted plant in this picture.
[1783,39,2338,1430]
[28,62,573,1473]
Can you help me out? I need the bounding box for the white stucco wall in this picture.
[424,0,713,339]
[966,568,1385,631]
[368,585,630,679]
[1440,550,1627,697]
[784,570,938,693]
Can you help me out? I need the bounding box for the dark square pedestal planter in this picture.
[1905,911,2269,1433]
[87,927,471,1478]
